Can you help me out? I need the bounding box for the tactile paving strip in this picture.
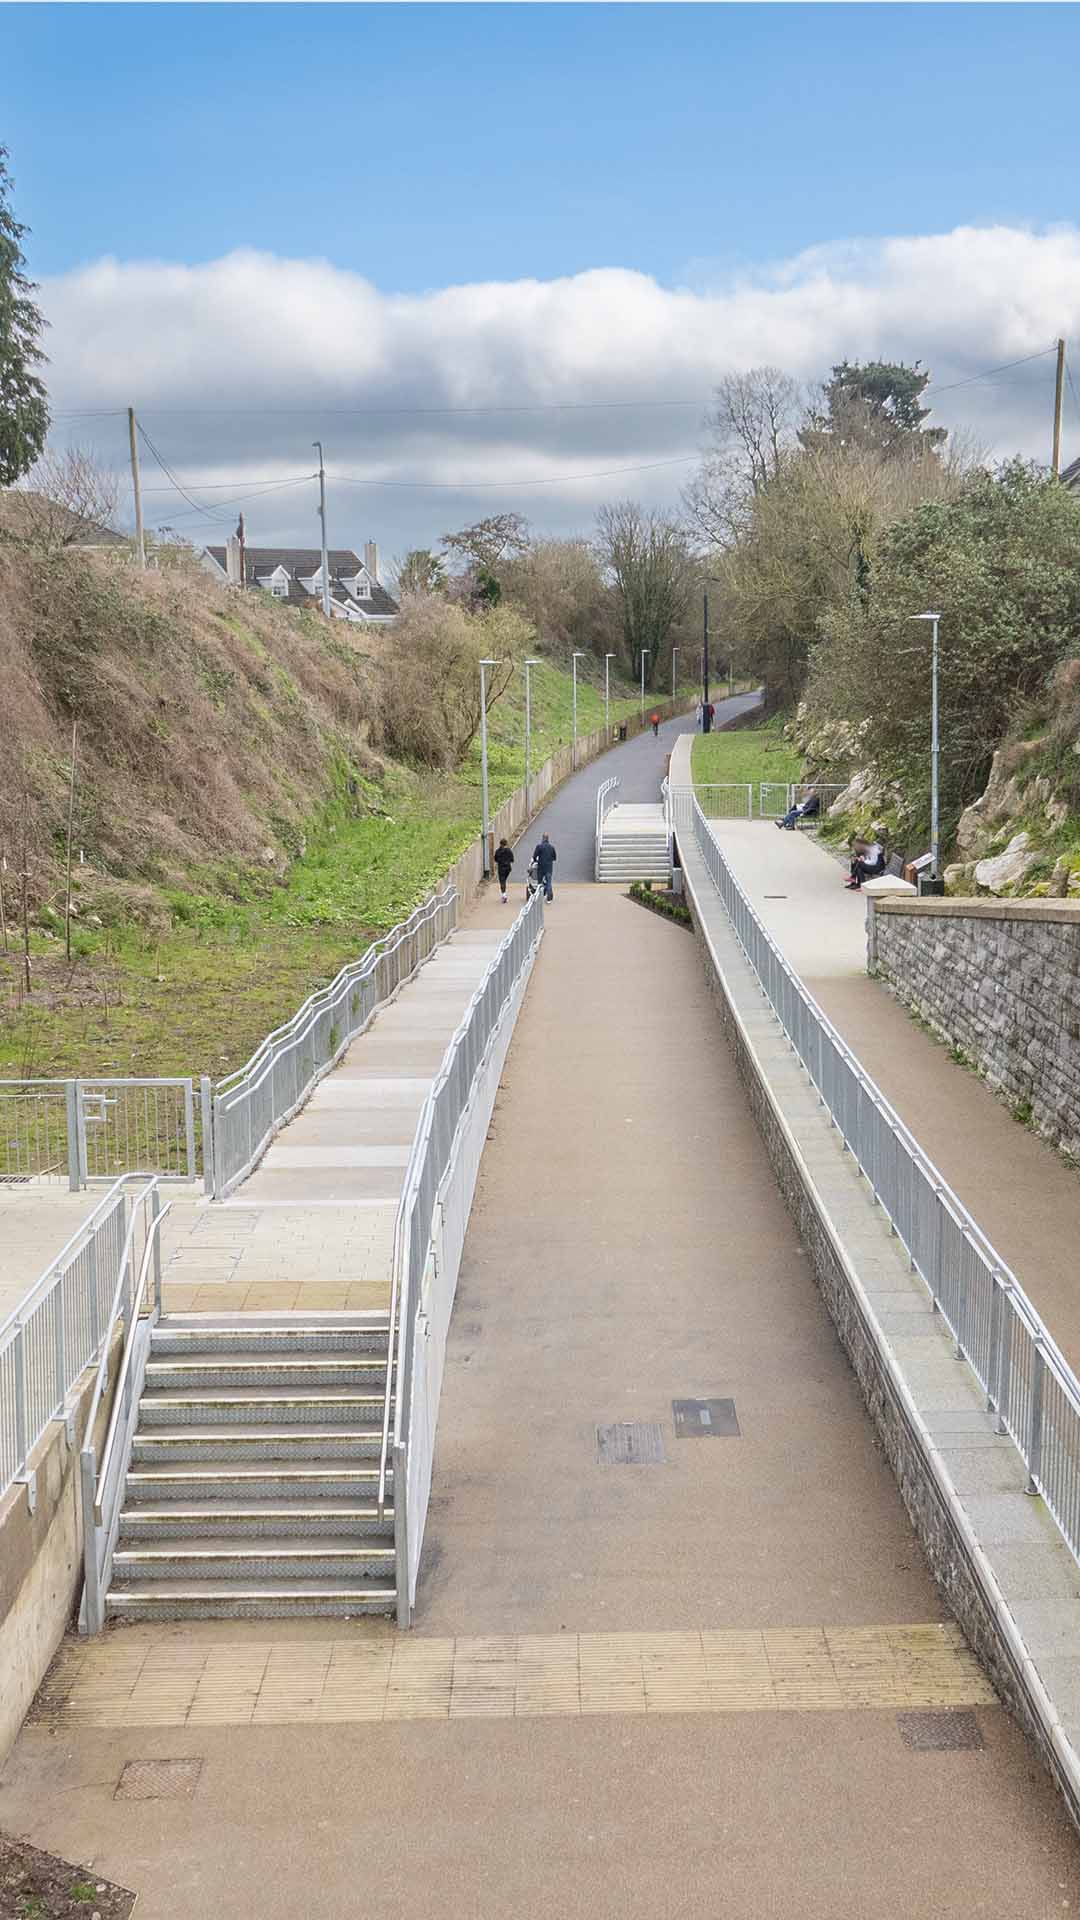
[34,1621,995,1730]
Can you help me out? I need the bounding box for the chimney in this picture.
[225,533,242,586]
[364,540,379,585]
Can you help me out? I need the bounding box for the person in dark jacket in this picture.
[494,837,514,903]
[533,832,556,901]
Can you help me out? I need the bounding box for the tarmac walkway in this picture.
[5,794,1080,1911]
[703,812,1080,1378]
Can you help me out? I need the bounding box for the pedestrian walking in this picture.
[650,711,660,737]
[494,837,514,903]
[533,832,557,901]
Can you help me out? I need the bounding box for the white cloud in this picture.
[39,225,1080,560]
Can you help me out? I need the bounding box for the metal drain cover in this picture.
[597,1422,666,1465]
[897,1711,984,1752]
[672,1398,740,1438]
[115,1758,204,1801]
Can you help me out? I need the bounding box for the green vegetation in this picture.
[629,881,692,928]
[691,717,802,790]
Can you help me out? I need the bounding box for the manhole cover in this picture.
[672,1398,740,1438]
[597,1422,666,1465]
[115,1757,204,1801]
[897,1711,984,1752]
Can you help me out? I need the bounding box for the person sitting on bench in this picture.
[777,791,821,830]
[845,836,886,889]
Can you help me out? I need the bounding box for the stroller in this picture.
[526,859,540,899]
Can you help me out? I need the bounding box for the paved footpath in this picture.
[704,813,1080,1377]
[4,728,1079,1918]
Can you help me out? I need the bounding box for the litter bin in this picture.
[616,723,628,742]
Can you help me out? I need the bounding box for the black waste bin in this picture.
[616,723,628,742]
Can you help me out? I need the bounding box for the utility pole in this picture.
[1052,337,1066,479]
[313,442,331,617]
[237,511,246,588]
[127,407,145,569]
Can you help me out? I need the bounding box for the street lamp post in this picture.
[639,650,650,723]
[911,613,943,891]
[702,590,711,727]
[604,652,616,739]
[524,656,541,815]
[479,657,498,878]
[671,645,679,704]
[571,651,587,769]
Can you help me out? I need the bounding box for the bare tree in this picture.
[682,367,803,547]
[595,502,693,688]
[392,548,446,597]
[6,445,122,553]
[441,513,530,573]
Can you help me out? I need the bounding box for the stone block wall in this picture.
[869,898,1080,1160]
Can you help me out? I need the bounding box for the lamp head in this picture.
[910,611,941,622]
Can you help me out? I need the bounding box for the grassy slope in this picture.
[2,662,694,1081]
[691,717,803,789]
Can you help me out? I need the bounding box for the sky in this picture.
[4,1,1080,566]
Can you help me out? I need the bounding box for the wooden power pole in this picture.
[1052,338,1066,478]
[128,407,146,567]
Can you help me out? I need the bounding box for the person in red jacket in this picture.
[650,711,660,737]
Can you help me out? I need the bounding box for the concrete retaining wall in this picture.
[870,896,1080,1160]
[0,1345,116,1765]
[681,843,1080,1834]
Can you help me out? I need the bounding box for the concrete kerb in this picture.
[679,831,1080,1836]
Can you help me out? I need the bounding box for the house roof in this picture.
[1062,455,1080,491]
[205,545,398,617]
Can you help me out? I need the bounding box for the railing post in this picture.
[994,1289,1013,1436]
[80,1449,102,1634]
[1026,1340,1046,1495]
[65,1081,81,1191]
[151,1184,164,1316]
[986,1271,1003,1415]
[200,1076,214,1196]
[183,1080,196,1184]
[13,1325,27,1480]
[74,1080,89,1187]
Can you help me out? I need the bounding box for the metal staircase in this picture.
[105,1314,397,1620]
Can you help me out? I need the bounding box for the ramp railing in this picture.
[688,798,1080,1572]
[594,778,619,880]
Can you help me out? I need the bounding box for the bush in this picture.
[375,598,527,769]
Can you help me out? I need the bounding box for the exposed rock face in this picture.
[944,861,975,891]
[827,768,879,817]
[1050,857,1072,898]
[973,831,1040,895]
[955,748,1025,856]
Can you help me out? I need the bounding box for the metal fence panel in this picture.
[695,784,754,820]
[688,798,1080,1573]
[0,1083,74,1185]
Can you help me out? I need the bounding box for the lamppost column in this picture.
[479,658,497,878]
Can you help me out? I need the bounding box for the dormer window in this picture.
[271,576,289,599]
[355,576,371,600]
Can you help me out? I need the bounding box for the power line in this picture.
[924,346,1057,396]
[326,454,699,491]
[140,473,314,493]
[136,423,220,517]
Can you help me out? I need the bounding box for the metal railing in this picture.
[759,781,847,821]
[694,782,754,820]
[0,1079,196,1188]
[594,778,619,880]
[0,1176,138,1505]
[79,1178,171,1633]
[688,797,1080,1570]
[209,885,458,1198]
[383,886,545,1619]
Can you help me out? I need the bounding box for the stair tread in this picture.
[115,1537,395,1559]
[147,1358,387,1374]
[157,1314,390,1330]
[136,1424,383,1440]
[142,1386,384,1403]
[123,1500,388,1520]
[128,1464,383,1481]
[107,1580,396,1598]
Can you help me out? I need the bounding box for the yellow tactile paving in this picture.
[33,1622,996,1730]
[161,1280,391,1314]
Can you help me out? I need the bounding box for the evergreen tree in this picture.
[0,146,49,486]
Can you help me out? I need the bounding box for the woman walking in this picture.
[494,837,515,903]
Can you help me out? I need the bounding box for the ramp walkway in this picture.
[12,722,1080,1918]
[693,800,1080,1381]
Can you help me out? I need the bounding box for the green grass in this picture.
[0,659,696,1082]
[691,716,803,790]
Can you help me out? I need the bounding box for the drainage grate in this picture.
[897,1710,984,1752]
[597,1422,666,1465]
[0,1174,33,1186]
[672,1398,740,1438]
[115,1757,204,1801]
[763,894,788,900]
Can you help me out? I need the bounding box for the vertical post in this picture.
[313,440,331,618]
[74,1079,88,1187]
[572,652,586,769]
[671,644,679,702]
[1027,1340,1046,1495]
[930,614,940,883]
[1052,337,1066,479]
[13,1326,27,1478]
[65,1080,81,1191]
[604,652,614,737]
[639,650,649,723]
[182,1080,196,1184]
[64,719,78,963]
[151,1182,163,1317]
[479,659,496,878]
[703,589,711,717]
[80,1449,102,1634]
[127,408,145,569]
[524,657,540,818]
[200,1074,214,1196]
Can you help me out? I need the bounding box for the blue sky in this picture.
[6,3,1078,289]
[5,4,1080,557]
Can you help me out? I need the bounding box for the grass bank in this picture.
[691,715,802,791]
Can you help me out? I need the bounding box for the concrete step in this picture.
[152,1317,389,1357]
[145,1356,389,1391]
[119,1499,392,1540]
[138,1387,386,1428]
[125,1464,387,1502]
[131,1426,383,1462]
[111,1539,396,1583]
[105,1579,396,1620]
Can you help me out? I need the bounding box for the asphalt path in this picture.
[516,689,761,883]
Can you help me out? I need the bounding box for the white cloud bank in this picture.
[40,224,1080,557]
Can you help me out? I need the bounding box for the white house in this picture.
[199,537,399,623]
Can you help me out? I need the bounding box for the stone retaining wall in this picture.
[869,897,1080,1161]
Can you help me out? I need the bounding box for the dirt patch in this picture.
[0,1833,135,1918]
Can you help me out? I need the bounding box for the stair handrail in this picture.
[79,1177,171,1633]
[594,777,619,881]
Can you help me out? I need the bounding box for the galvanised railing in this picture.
[384,885,545,1621]
[693,782,754,820]
[0,1079,196,1188]
[594,778,619,880]
[689,798,1080,1571]
[0,1176,141,1505]
[210,885,458,1198]
[758,781,847,821]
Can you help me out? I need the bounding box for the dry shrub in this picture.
[376,597,525,768]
